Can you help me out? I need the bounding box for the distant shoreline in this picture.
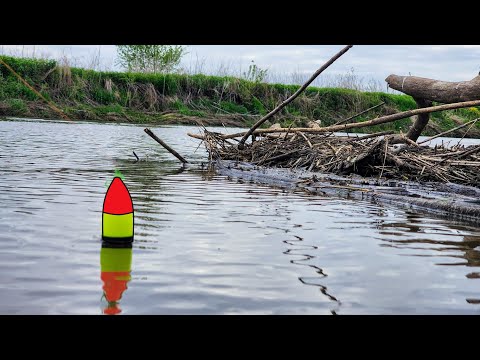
[1,55,479,138]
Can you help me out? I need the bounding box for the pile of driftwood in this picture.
[184,45,480,189]
[194,129,480,187]
[147,45,480,223]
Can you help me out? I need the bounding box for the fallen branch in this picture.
[144,128,189,164]
[298,132,313,148]
[188,99,480,141]
[237,45,353,149]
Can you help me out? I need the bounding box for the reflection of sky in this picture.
[1,121,480,314]
[1,45,479,84]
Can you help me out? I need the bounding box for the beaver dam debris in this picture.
[185,46,480,223]
[187,99,480,224]
[195,130,480,187]
[185,124,480,223]
[184,128,480,223]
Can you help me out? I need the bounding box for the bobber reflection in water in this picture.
[102,176,134,243]
[100,244,132,315]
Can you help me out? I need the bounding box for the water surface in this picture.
[1,118,479,314]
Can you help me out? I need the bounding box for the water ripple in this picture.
[1,119,480,314]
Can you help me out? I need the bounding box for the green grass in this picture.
[0,55,479,137]
[93,104,124,115]
[218,101,248,114]
[7,98,27,115]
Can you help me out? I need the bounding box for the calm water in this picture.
[1,118,480,315]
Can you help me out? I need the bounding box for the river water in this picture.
[1,118,480,314]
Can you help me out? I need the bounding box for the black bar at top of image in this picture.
[3,5,479,45]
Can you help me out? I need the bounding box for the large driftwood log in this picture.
[385,74,480,103]
[386,73,480,141]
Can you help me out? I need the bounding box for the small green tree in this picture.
[116,45,186,73]
[243,60,268,83]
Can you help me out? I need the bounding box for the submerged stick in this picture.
[144,128,189,164]
[187,99,480,140]
[133,151,139,162]
[237,45,353,149]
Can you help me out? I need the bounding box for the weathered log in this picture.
[385,74,480,103]
[406,97,432,141]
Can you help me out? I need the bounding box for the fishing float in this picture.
[102,177,134,243]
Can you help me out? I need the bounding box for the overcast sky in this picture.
[1,45,479,86]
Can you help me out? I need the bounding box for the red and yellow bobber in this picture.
[102,177,134,243]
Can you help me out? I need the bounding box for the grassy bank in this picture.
[1,55,479,137]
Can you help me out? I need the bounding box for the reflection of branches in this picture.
[376,211,480,306]
[379,236,480,266]
[283,235,341,315]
